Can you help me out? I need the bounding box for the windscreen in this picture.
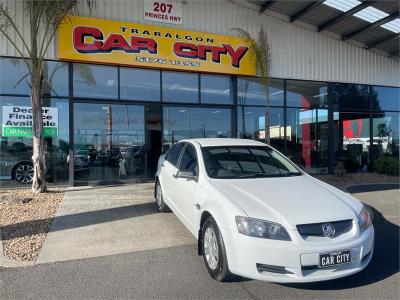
[201,146,302,179]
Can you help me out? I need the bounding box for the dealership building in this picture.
[0,0,399,186]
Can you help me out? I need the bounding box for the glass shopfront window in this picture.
[74,103,145,182]
[372,112,399,159]
[330,83,372,111]
[286,107,329,173]
[73,63,118,99]
[372,86,400,111]
[163,107,231,148]
[42,61,69,97]
[287,80,328,108]
[200,74,233,104]
[0,96,69,183]
[162,71,198,103]
[0,58,69,97]
[333,111,371,172]
[120,68,160,101]
[237,77,284,106]
[0,57,31,95]
[237,106,284,152]
[3,55,399,183]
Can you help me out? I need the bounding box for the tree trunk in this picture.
[31,74,47,193]
[265,109,270,145]
[265,86,270,145]
[29,3,46,193]
[241,106,246,138]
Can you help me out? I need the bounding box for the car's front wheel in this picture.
[155,181,170,212]
[202,216,232,282]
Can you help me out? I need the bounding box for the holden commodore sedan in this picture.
[155,138,374,283]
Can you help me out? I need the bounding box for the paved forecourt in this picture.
[36,183,196,264]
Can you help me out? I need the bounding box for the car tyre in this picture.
[202,216,232,282]
[155,181,171,212]
[13,162,34,184]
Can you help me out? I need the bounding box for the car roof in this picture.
[182,138,267,147]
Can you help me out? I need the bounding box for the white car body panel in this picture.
[212,175,360,229]
[155,138,374,283]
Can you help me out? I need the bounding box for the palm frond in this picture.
[231,26,272,144]
[231,27,271,86]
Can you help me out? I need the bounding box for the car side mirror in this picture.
[176,170,196,180]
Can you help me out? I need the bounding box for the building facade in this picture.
[0,0,399,185]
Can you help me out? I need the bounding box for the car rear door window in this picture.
[165,143,185,167]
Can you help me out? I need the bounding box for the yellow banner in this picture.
[57,16,256,76]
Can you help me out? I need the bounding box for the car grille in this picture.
[296,219,353,238]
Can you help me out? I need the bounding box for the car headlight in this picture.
[358,205,372,232]
[235,216,291,241]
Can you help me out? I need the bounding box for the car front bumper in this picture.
[220,225,374,283]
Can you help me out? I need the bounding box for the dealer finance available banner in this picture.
[57,16,256,75]
[2,106,58,137]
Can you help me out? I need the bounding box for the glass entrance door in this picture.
[73,103,146,184]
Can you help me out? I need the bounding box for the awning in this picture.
[247,0,399,57]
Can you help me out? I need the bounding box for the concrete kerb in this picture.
[345,183,400,194]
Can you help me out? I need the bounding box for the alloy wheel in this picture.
[15,164,34,183]
[156,183,162,208]
[204,227,219,270]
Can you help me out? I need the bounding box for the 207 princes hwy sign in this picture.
[57,16,256,75]
[144,0,183,25]
[2,106,58,137]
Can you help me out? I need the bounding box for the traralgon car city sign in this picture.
[2,106,58,137]
[57,16,256,75]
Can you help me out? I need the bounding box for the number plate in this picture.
[319,250,351,268]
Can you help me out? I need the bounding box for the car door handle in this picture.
[194,203,201,210]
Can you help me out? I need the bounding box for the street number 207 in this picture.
[154,2,173,13]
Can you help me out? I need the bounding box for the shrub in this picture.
[374,154,400,176]
[345,152,361,172]
[335,162,346,177]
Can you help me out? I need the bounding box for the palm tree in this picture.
[231,27,272,144]
[0,0,94,192]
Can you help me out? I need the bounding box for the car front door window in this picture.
[161,142,185,204]
[178,144,198,176]
[165,143,185,167]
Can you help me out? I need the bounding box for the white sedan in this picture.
[155,138,374,283]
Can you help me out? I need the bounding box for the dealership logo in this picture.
[322,223,336,238]
[72,26,249,68]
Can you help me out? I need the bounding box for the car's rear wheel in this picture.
[13,162,34,184]
[155,181,170,212]
[202,216,232,282]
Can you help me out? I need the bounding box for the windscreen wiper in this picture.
[281,172,302,177]
[237,172,271,178]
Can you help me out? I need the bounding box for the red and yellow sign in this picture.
[57,16,256,75]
